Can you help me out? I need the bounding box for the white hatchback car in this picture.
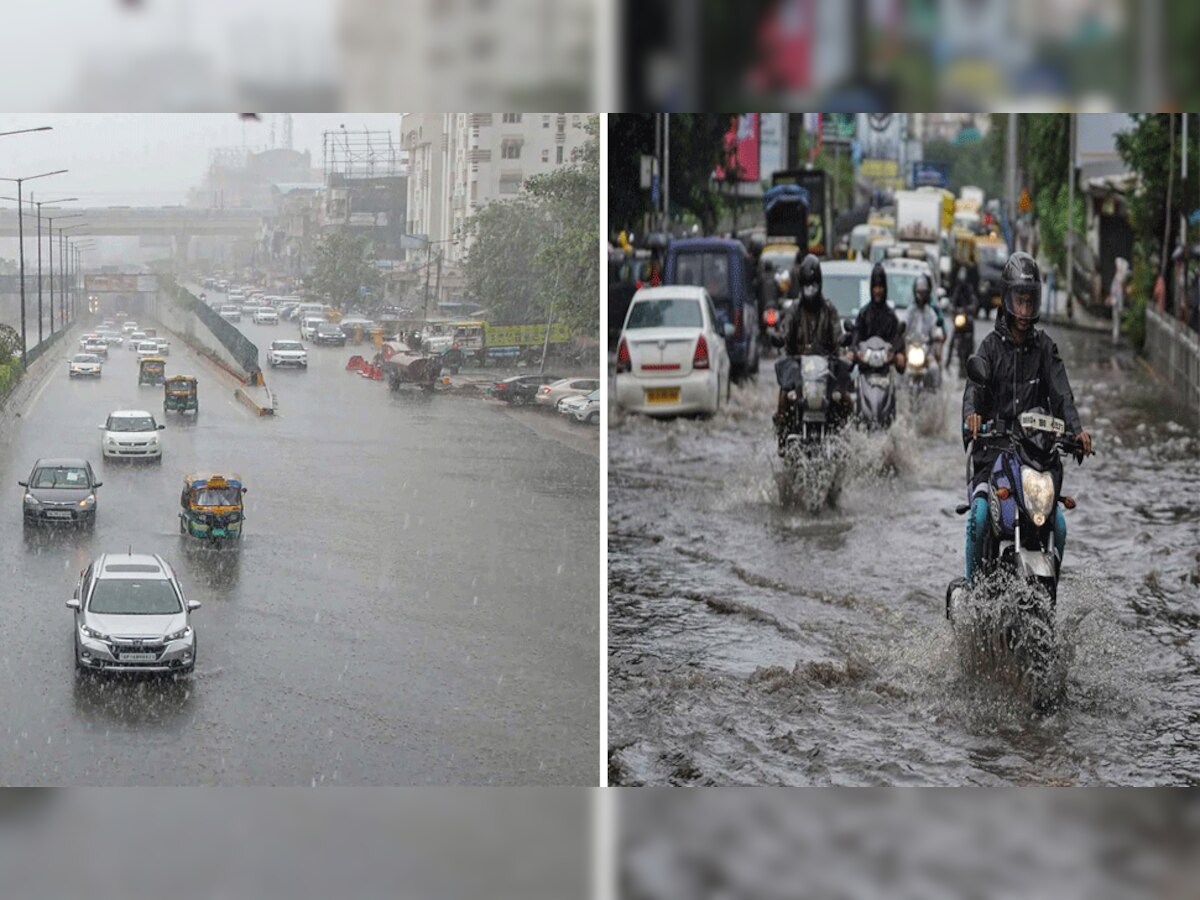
[99,409,165,461]
[614,286,731,418]
[136,340,160,359]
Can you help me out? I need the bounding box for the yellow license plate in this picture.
[645,387,680,404]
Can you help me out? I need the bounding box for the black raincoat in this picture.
[851,299,902,351]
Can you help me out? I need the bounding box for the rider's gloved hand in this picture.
[965,413,982,439]
[1074,430,1093,463]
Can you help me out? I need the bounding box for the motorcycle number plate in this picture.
[645,388,680,404]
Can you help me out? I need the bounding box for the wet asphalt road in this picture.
[609,320,1200,786]
[0,313,598,785]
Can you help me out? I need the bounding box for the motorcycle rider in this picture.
[961,251,1094,584]
[760,259,781,313]
[771,254,852,444]
[945,266,976,367]
[903,273,944,388]
[851,262,905,363]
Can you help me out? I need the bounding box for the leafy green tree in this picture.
[306,231,382,313]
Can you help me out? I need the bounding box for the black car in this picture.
[490,374,563,406]
[19,458,102,529]
[314,323,347,346]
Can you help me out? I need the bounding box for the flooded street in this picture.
[609,322,1200,785]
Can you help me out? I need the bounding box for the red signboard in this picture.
[715,114,761,183]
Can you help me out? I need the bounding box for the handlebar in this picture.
[963,419,1094,460]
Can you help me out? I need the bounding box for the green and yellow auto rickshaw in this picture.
[164,375,198,415]
[138,356,166,386]
[180,473,246,541]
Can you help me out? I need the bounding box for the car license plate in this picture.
[45,511,71,519]
[645,387,680,404]
[118,652,156,662]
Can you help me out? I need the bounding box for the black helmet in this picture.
[1001,251,1041,325]
[913,273,932,306]
[763,259,775,273]
[798,254,822,306]
[869,262,888,303]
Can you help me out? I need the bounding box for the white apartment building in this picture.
[403,113,591,264]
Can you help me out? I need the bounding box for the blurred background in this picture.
[0,0,594,110]
[618,0,1199,111]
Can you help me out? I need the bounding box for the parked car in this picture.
[253,307,279,325]
[19,457,102,529]
[535,377,601,410]
[219,305,241,322]
[614,285,731,418]
[314,323,347,346]
[99,409,165,461]
[560,389,600,425]
[69,353,103,378]
[68,552,199,675]
[490,374,563,406]
[267,339,308,368]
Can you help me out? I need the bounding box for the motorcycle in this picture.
[946,358,1089,709]
[774,350,851,458]
[945,305,974,376]
[854,335,897,430]
[902,336,940,396]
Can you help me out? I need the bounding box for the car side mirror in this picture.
[158,424,166,430]
[17,480,26,487]
[722,322,735,338]
[187,600,202,611]
[98,424,106,430]
[966,355,990,386]
[241,487,248,494]
[92,481,103,489]
[66,598,80,610]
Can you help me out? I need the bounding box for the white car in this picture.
[99,409,165,460]
[219,305,242,322]
[299,317,324,341]
[267,339,308,368]
[121,321,138,334]
[560,389,600,424]
[136,341,160,359]
[128,331,147,349]
[253,308,279,325]
[536,377,602,410]
[69,353,103,378]
[614,286,731,418]
[154,337,171,356]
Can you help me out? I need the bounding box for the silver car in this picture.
[68,553,199,675]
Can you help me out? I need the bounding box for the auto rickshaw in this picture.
[179,473,246,541]
[138,356,166,386]
[164,375,198,415]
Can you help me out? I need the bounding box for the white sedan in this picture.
[69,353,103,378]
[614,286,731,418]
[136,340,161,358]
[535,377,602,410]
[99,409,165,460]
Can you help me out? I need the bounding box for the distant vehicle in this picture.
[121,321,138,334]
[300,316,325,341]
[665,237,759,378]
[136,341,160,359]
[128,331,147,349]
[267,339,308,368]
[253,308,279,325]
[68,553,199,675]
[99,409,165,461]
[97,330,124,347]
[19,457,102,530]
[490,373,563,406]
[82,338,109,359]
[69,353,103,378]
[535,377,601,410]
[219,305,241,322]
[154,337,170,356]
[814,260,873,333]
[314,323,347,346]
[614,285,732,418]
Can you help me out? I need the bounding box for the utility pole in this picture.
[1006,113,1018,248]
[654,113,663,231]
[1067,113,1075,320]
[422,248,432,319]
[432,249,442,313]
[663,113,670,233]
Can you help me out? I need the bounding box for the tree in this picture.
[305,231,382,313]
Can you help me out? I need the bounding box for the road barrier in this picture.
[164,282,262,381]
[1145,307,1200,420]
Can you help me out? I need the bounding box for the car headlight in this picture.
[1020,467,1056,526]
[105,436,118,444]
[165,626,192,642]
[79,495,96,508]
[24,493,39,506]
[81,624,108,641]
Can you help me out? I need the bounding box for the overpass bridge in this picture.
[0,206,270,260]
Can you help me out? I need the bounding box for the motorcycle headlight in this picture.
[908,346,926,368]
[24,493,39,506]
[81,624,108,641]
[1020,467,1056,525]
[954,313,967,328]
[165,626,192,642]
[79,494,96,508]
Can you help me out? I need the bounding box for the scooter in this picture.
[854,335,897,430]
[946,356,1089,710]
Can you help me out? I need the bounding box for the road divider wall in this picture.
[1145,307,1200,420]
[157,281,262,381]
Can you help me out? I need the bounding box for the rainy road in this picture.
[0,313,599,785]
[609,322,1200,785]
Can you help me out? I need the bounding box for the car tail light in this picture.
[493,383,507,390]
[693,334,710,369]
[616,338,631,373]
[764,308,778,327]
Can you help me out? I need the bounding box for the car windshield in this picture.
[586,390,600,400]
[626,298,703,329]
[89,578,181,615]
[978,244,1009,264]
[73,354,99,363]
[822,274,869,317]
[884,271,919,309]
[108,416,155,432]
[32,466,89,488]
[673,251,732,302]
[194,487,241,507]
[761,250,796,273]
[273,342,303,351]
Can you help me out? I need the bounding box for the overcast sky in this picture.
[0,114,401,207]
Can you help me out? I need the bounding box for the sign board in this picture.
[912,161,949,188]
[860,159,899,179]
[486,323,570,347]
[640,155,655,190]
[759,113,786,179]
[85,275,140,293]
[716,114,760,182]
[822,113,856,143]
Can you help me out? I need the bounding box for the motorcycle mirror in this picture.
[966,355,990,386]
[897,321,907,338]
